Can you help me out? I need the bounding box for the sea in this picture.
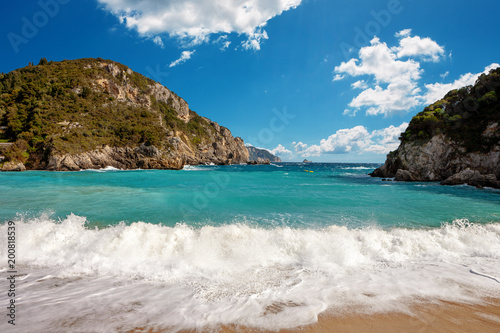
[1,162,499,332]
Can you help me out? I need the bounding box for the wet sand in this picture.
[128,299,500,333]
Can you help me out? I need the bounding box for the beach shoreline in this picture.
[126,299,500,333]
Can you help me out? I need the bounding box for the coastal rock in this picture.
[247,146,281,163]
[441,169,499,188]
[0,58,250,171]
[46,145,185,171]
[373,134,500,182]
[1,161,26,171]
[247,158,271,165]
[395,169,415,181]
[371,67,500,188]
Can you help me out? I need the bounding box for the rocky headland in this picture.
[0,58,249,171]
[246,145,281,164]
[371,67,500,189]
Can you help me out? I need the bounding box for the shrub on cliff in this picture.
[0,58,217,164]
[400,67,500,152]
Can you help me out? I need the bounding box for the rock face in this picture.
[1,161,26,171]
[371,68,500,188]
[45,144,184,171]
[0,58,249,171]
[372,134,500,183]
[440,169,499,188]
[247,146,281,163]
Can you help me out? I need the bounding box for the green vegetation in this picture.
[0,58,217,165]
[400,67,500,152]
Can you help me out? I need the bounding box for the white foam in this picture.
[1,216,500,332]
[182,165,205,171]
[342,166,374,170]
[80,166,123,172]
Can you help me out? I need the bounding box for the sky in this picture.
[1,0,499,162]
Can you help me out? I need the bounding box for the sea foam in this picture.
[1,215,500,332]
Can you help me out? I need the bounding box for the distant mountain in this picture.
[371,67,500,188]
[246,146,281,163]
[0,58,249,171]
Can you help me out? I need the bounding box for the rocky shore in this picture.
[371,134,499,188]
[371,67,500,189]
[0,58,249,171]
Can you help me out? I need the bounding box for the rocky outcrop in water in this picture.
[247,146,281,163]
[371,67,500,188]
[0,58,249,171]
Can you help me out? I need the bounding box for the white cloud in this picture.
[152,36,164,48]
[271,144,292,156]
[351,80,368,90]
[333,31,447,117]
[242,28,269,51]
[333,30,500,118]
[335,37,422,84]
[295,123,409,158]
[221,41,231,50]
[393,34,445,62]
[298,126,372,157]
[98,0,302,51]
[343,108,357,117]
[368,122,408,154]
[349,81,422,116]
[395,29,412,38]
[423,63,500,104]
[169,50,195,67]
[294,142,308,153]
[332,74,345,81]
[440,71,449,79]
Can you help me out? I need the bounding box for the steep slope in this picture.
[371,67,500,188]
[246,146,282,163]
[0,58,249,170]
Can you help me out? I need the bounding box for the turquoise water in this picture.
[1,163,500,332]
[1,163,499,228]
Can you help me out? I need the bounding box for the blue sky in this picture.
[1,0,499,162]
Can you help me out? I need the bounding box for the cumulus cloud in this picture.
[392,30,445,62]
[295,123,409,158]
[169,50,195,67]
[294,142,308,153]
[423,63,500,104]
[335,36,422,84]
[98,0,302,50]
[334,28,500,118]
[297,126,372,157]
[333,30,444,117]
[368,122,408,154]
[271,144,292,156]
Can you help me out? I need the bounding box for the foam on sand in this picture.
[1,215,500,332]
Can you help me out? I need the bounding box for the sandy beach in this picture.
[127,299,500,333]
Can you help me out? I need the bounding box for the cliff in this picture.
[246,146,282,163]
[0,58,249,171]
[371,67,500,188]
